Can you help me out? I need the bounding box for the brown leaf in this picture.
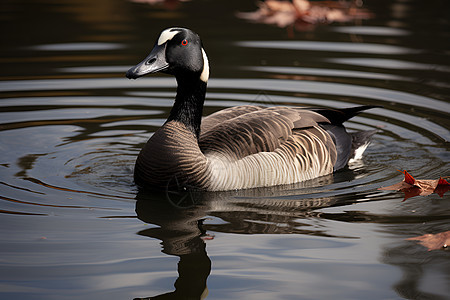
[236,1,297,27]
[237,0,373,30]
[265,0,296,12]
[406,231,450,251]
[378,170,450,200]
[292,0,311,13]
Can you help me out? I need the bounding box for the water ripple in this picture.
[1,78,447,113]
[243,66,406,80]
[237,41,418,55]
[30,43,125,51]
[329,58,450,72]
[331,26,411,36]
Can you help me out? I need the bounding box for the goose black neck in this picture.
[166,76,207,139]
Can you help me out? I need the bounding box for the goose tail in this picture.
[349,129,378,162]
[312,105,381,125]
[315,105,381,169]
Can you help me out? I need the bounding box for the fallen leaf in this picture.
[406,231,450,251]
[435,178,450,197]
[237,0,373,31]
[266,0,297,12]
[379,170,450,200]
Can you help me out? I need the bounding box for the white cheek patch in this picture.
[200,48,210,82]
[157,28,181,46]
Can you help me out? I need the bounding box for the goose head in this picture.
[126,27,209,83]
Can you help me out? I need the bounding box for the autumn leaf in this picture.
[237,0,373,31]
[378,170,450,200]
[406,231,450,251]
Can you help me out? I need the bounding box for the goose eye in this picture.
[181,39,188,46]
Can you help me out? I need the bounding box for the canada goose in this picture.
[126,27,378,191]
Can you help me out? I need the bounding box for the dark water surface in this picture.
[1,0,449,299]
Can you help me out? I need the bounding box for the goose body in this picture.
[126,27,378,191]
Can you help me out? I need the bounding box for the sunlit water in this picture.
[1,0,449,299]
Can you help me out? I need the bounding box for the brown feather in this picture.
[201,105,263,133]
[199,106,330,160]
[134,121,211,189]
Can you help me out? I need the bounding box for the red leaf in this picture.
[400,170,416,185]
[401,187,422,201]
[437,177,450,186]
[379,171,449,200]
[435,182,450,197]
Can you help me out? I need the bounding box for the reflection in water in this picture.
[319,206,450,300]
[135,193,211,300]
[133,174,363,299]
[382,224,450,300]
[134,171,449,300]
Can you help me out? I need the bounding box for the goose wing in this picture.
[200,105,263,133]
[199,106,332,160]
[199,106,338,190]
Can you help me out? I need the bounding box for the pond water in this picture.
[0,0,449,299]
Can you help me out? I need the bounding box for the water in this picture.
[1,0,449,299]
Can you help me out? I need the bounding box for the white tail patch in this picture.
[200,48,209,82]
[349,142,370,163]
[157,28,181,45]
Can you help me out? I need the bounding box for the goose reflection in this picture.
[133,172,367,299]
[135,193,212,300]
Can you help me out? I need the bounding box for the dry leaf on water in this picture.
[378,170,450,200]
[237,0,373,30]
[406,231,450,251]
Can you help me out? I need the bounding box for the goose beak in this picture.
[126,43,169,79]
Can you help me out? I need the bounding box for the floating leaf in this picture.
[403,169,415,185]
[406,231,450,251]
[237,0,373,31]
[379,170,450,200]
